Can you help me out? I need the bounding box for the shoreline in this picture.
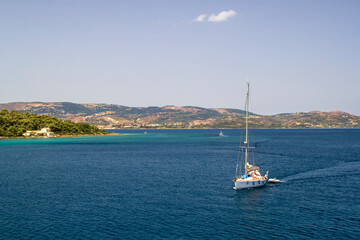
[2,128,358,139]
[103,127,360,130]
[0,132,120,140]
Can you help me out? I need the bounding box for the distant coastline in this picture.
[102,127,360,130]
[1,102,359,129]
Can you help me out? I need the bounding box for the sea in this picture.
[0,129,359,239]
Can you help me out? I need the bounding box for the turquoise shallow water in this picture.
[0,129,359,239]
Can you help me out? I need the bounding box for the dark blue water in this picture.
[0,129,359,239]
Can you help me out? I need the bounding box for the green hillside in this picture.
[0,109,108,137]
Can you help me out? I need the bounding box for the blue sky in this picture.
[1,0,359,115]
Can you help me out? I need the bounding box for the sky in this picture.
[1,0,359,115]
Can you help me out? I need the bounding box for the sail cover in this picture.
[246,163,260,172]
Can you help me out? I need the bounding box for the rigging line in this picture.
[235,127,244,178]
[244,82,250,173]
[252,147,256,166]
[248,82,255,165]
[235,82,248,178]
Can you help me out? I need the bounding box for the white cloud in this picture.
[208,10,236,22]
[195,14,207,22]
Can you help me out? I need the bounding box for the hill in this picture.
[0,109,109,137]
[0,102,359,129]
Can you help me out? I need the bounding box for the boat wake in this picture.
[282,161,360,182]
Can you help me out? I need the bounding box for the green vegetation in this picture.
[0,109,108,137]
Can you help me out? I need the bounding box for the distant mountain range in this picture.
[1,102,359,129]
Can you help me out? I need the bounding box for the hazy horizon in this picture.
[1,0,359,115]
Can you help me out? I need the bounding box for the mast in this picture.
[244,82,249,174]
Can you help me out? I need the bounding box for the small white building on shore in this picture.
[23,128,55,138]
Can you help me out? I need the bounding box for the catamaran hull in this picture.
[234,180,268,190]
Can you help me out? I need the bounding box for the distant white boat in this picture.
[233,83,268,190]
[219,131,224,136]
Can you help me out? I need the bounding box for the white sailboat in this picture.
[233,83,268,190]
